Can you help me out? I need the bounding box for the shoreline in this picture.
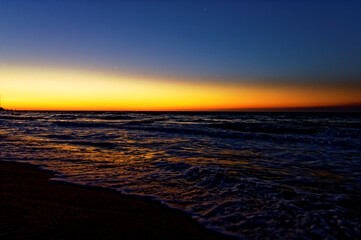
[0,161,235,240]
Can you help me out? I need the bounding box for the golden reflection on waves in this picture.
[0,126,349,196]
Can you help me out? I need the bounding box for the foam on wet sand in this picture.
[0,161,233,240]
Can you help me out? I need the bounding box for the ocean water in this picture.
[0,111,360,239]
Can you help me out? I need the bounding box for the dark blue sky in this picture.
[1,0,360,83]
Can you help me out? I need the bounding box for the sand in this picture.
[0,161,234,240]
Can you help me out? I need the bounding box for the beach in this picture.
[0,161,232,240]
[1,111,360,239]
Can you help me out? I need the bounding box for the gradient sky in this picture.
[0,0,360,110]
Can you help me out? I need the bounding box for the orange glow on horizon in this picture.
[0,66,360,111]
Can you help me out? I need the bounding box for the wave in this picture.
[0,115,44,120]
[69,140,115,148]
[53,120,111,128]
[99,115,134,120]
[210,122,361,139]
[125,118,168,125]
[44,138,116,148]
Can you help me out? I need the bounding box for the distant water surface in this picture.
[0,111,360,239]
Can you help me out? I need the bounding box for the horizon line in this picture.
[4,103,361,113]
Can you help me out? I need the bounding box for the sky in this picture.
[0,0,360,111]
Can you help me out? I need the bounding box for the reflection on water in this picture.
[0,111,360,239]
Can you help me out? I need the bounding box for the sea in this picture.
[0,111,360,239]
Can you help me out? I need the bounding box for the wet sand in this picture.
[0,161,234,240]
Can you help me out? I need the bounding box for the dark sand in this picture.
[0,161,234,240]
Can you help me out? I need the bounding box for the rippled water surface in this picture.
[1,111,360,239]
